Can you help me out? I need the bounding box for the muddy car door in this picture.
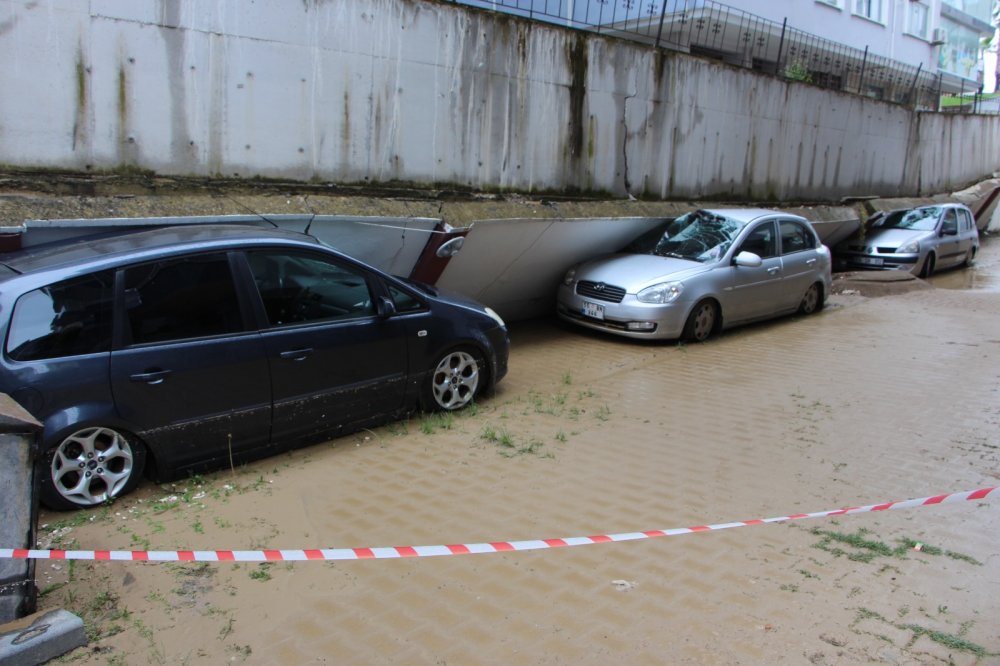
[726,220,785,322]
[109,253,272,470]
[242,249,408,445]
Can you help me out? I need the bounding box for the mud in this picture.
[28,238,1000,664]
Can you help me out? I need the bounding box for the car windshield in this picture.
[881,207,940,232]
[624,210,745,263]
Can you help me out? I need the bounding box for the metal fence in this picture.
[452,0,974,111]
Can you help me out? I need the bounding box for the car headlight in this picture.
[484,307,506,328]
[562,268,577,286]
[899,241,920,254]
[637,281,683,304]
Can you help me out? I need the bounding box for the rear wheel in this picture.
[918,253,936,278]
[681,300,717,342]
[39,426,146,511]
[422,347,485,411]
[798,283,823,315]
[963,248,976,267]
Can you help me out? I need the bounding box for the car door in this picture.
[241,249,408,445]
[778,218,822,311]
[109,252,272,470]
[725,220,785,322]
[936,208,963,267]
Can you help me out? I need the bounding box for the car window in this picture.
[941,209,958,234]
[651,210,745,263]
[388,284,424,313]
[737,221,777,258]
[247,251,375,327]
[959,208,973,232]
[6,271,114,361]
[779,220,814,255]
[123,253,243,345]
[884,207,940,231]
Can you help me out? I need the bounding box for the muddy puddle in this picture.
[28,238,1000,664]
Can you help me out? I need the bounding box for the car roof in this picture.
[0,224,323,275]
[699,208,799,224]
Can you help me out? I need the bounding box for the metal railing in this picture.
[452,0,970,111]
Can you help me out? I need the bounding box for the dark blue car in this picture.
[0,225,509,510]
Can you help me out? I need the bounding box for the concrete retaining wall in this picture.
[1,0,999,200]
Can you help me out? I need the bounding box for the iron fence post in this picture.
[858,46,868,94]
[655,0,669,48]
[907,62,922,107]
[775,17,787,76]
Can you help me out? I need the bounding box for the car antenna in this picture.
[303,213,316,237]
[222,193,280,229]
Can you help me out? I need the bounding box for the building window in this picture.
[906,2,929,40]
[853,0,884,23]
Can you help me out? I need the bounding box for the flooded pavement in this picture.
[32,237,1000,664]
[927,235,1000,293]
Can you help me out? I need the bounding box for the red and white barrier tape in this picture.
[2,487,995,563]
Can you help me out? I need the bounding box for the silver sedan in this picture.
[833,204,979,277]
[556,208,832,341]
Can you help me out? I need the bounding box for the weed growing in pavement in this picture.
[420,412,455,434]
[562,371,573,385]
[852,608,993,658]
[811,527,983,565]
[249,564,273,581]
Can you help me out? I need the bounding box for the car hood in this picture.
[575,253,712,291]
[857,228,932,249]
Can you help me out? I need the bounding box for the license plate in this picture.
[856,256,883,267]
[582,301,604,320]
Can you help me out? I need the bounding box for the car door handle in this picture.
[767,266,781,275]
[130,369,172,385]
[279,348,314,361]
[805,258,817,265]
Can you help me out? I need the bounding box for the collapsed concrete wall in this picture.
[1,0,998,200]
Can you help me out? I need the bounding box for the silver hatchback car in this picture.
[557,209,832,341]
[834,203,979,277]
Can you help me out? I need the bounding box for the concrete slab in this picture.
[0,609,87,666]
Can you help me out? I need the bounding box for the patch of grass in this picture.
[594,404,612,421]
[249,564,273,582]
[897,538,982,565]
[420,412,455,434]
[903,624,988,656]
[561,371,573,385]
[811,527,894,563]
[554,430,568,443]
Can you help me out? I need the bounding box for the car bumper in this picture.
[487,326,510,385]
[834,253,919,273]
[556,285,689,340]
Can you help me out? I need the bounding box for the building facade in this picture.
[731,0,994,91]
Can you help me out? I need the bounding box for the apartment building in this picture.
[686,0,994,92]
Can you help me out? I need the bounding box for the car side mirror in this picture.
[377,296,396,318]
[940,227,957,237]
[733,251,763,268]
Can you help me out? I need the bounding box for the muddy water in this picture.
[927,235,1000,292]
[32,245,1000,664]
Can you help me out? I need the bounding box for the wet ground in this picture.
[32,237,1000,664]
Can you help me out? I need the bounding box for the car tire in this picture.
[798,283,823,315]
[918,253,936,278]
[39,426,147,511]
[422,347,485,412]
[963,248,976,267]
[681,300,718,343]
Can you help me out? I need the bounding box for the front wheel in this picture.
[422,348,485,411]
[39,427,146,511]
[681,300,718,342]
[918,253,936,278]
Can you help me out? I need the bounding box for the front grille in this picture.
[577,280,626,303]
[876,247,900,254]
